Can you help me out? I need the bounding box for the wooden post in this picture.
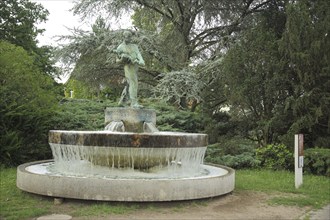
[295,134,304,189]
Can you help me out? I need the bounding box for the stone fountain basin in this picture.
[17,160,235,201]
[49,130,208,169]
[49,130,208,148]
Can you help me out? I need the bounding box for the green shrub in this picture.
[0,108,56,167]
[205,137,260,169]
[206,152,260,169]
[203,112,238,144]
[256,144,293,170]
[52,99,204,133]
[147,100,204,132]
[219,137,257,155]
[51,99,117,131]
[0,131,22,166]
[304,148,330,176]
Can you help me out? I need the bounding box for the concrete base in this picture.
[17,160,235,202]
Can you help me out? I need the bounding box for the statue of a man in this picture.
[114,30,145,108]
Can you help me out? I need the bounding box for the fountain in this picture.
[16,107,234,201]
[17,30,234,201]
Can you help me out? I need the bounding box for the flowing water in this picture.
[50,143,206,178]
[143,122,159,132]
[104,121,125,132]
[105,121,159,133]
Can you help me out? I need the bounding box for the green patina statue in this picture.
[114,30,145,108]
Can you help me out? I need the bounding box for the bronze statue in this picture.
[114,30,145,108]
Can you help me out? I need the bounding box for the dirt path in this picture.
[71,191,310,220]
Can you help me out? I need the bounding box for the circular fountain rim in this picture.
[20,159,231,180]
[49,130,208,148]
[17,160,235,202]
[49,130,208,136]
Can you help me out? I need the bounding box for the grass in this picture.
[1,167,329,219]
[236,169,330,208]
[0,168,52,220]
[0,168,140,220]
[71,203,139,217]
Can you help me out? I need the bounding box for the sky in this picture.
[30,0,132,82]
[31,0,132,46]
[31,0,88,46]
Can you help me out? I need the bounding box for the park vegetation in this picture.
[0,0,329,176]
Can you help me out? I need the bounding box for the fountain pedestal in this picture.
[105,107,157,132]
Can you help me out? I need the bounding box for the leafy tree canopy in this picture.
[221,18,288,146]
[218,0,330,147]
[0,0,58,77]
[58,0,273,108]
[279,0,330,147]
[72,0,273,64]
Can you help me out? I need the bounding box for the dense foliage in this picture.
[0,0,61,166]
[0,41,58,166]
[205,138,260,169]
[52,99,116,131]
[279,0,330,148]
[256,144,293,170]
[210,0,330,148]
[148,100,204,132]
[304,148,330,177]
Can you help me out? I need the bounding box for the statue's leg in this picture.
[124,64,142,108]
